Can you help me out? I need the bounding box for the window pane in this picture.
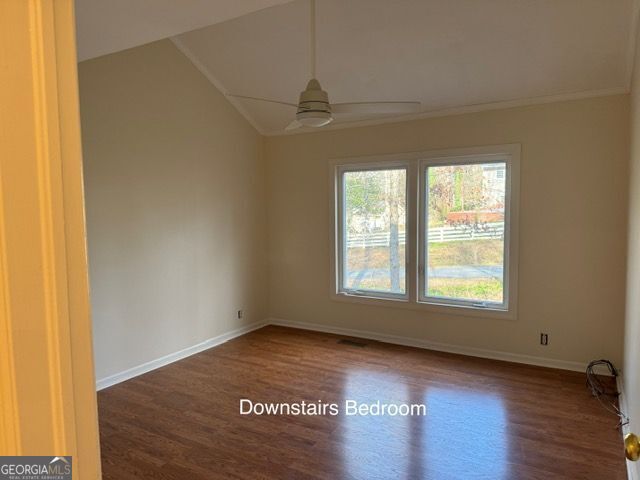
[425,162,506,304]
[343,169,406,295]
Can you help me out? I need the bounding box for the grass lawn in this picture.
[346,245,406,270]
[427,278,503,303]
[346,240,501,270]
[345,239,503,301]
[427,239,503,266]
[427,239,504,303]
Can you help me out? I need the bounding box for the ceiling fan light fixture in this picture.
[296,110,333,127]
[295,78,332,127]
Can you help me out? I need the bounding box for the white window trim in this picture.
[329,144,520,321]
[335,161,413,302]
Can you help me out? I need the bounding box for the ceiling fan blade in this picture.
[332,101,421,115]
[285,119,303,131]
[227,94,298,108]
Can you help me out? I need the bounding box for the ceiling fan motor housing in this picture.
[296,78,332,127]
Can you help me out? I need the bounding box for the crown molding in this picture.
[173,30,631,138]
[267,87,629,136]
[627,0,640,91]
[170,37,267,135]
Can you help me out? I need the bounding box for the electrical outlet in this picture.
[540,333,549,346]
[237,310,243,319]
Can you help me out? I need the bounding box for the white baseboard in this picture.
[617,375,638,480]
[96,321,266,391]
[96,316,603,392]
[267,317,590,373]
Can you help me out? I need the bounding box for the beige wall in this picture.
[78,38,630,381]
[266,95,629,367]
[79,40,267,381]
[625,31,640,452]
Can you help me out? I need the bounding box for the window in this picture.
[421,160,508,309]
[332,145,519,319]
[337,165,408,299]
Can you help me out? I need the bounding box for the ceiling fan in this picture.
[227,0,421,131]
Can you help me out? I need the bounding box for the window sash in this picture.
[418,155,512,311]
[336,163,410,300]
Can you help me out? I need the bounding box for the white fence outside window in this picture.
[346,222,504,248]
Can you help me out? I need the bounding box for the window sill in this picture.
[331,291,516,321]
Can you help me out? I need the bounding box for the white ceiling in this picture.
[77,0,638,135]
[174,0,637,134]
[75,0,293,61]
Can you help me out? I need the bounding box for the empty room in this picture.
[5,0,640,479]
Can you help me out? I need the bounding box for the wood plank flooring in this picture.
[98,325,626,479]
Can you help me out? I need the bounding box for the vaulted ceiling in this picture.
[75,0,293,61]
[77,0,638,135]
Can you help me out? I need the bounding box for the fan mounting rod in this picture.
[226,0,422,131]
[310,0,316,78]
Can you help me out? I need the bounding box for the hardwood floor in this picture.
[98,325,626,479]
